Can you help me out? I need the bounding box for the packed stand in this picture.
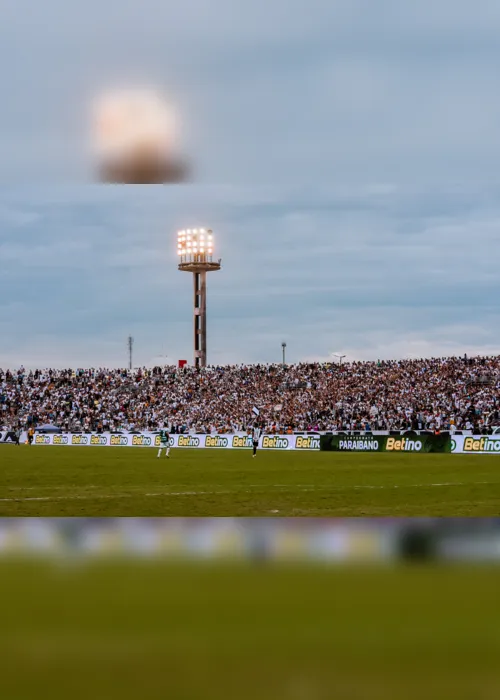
[1,356,499,435]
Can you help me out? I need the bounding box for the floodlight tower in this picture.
[177,228,221,368]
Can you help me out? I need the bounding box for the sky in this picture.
[1,0,500,367]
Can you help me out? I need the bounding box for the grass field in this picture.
[1,445,500,516]
[2,561,500,699]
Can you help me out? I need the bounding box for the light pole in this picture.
[333,353,346,366]
[177,228,221,368]
[128,336,134,370]
[281,342,287,366]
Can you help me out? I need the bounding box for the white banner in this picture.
[452,435,500,454]
[32,432,321,450]
[24,431,500,453]
[0,431,28,444]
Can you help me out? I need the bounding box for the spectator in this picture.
[0,355,498,434]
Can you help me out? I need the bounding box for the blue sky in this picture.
[1,1,500,367]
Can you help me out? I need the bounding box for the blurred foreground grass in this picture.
[1,561,500,699]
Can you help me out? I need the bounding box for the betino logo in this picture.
[386,437,423,452]
[71,435,89,445]
[295,436,319,450]
[52,435,69,445]
[34,434,50,445]
[131,435,152,447]
[177,435,200,447]
[232,435,253,448]
[90,435,108,446]
[463,436,500,453]
[262,436,289,449]
[205,436,229,448]
[110,435,129,446]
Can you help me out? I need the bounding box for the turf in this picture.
[1,445,500,516]
[2,562,500,700]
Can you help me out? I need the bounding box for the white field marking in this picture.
[0,481,497,503]
[0,491,230,503]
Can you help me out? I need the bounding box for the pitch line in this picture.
[0,481,496,503]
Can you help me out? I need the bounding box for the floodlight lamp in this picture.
[200,247,204,253]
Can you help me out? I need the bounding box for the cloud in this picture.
[1,4,499,367]
[1,1,500,184]
[0,183,499,367]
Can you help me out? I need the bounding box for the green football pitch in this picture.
[2,562,500,700]
[1,445,500,516]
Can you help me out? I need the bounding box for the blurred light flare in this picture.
[92,88,176,160]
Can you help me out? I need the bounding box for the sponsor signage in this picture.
[295,435,320,450]
[90,435,108,446]
[321,433,451,453]
[385,437,423,452]
[232,435,253,449]
[110,435,129,447]
[52,435,69,446]
[23,431,500,454]
[336,437,381,452]
[34,434,51,445]
[452,435,500,454]
[262,436,290,450]
[31,432,321,450]
[205,436,229,448]
[131,435,152,447]
[72,435,89,445]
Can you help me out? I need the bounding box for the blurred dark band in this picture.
[1,518,500,562]
[98,156,190,184]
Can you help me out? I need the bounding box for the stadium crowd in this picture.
[1,356,499,435]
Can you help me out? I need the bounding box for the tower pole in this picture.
[128,336,134,370]
[200,270,207,367]
[177,228,220,369]
[193,271,208,368]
